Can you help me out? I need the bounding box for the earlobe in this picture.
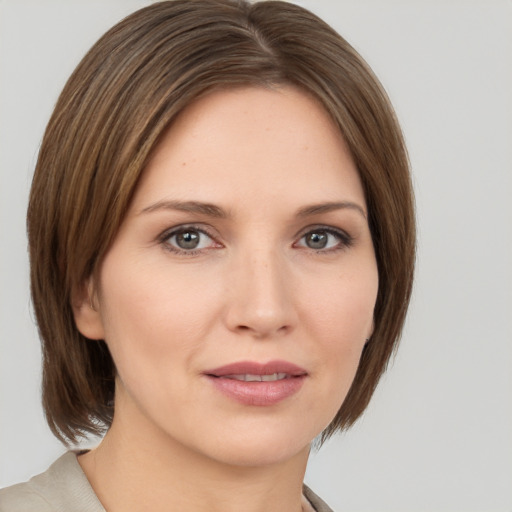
[71,279,105,340]
[365,320,375,346]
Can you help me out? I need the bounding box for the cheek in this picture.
[300,265,378,403]
[97,259,223,372]
[303,265,378,341]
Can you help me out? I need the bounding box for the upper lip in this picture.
[205,360,308,377]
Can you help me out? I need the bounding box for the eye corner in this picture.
[158,224,223,255]
[294,225,354,252]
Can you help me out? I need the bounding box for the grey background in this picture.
[1,1,511,510]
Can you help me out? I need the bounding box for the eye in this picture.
[295,227,352,251]
[161,226,220,253]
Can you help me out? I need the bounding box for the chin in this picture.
[208,438,310,468]
[180,419,318,468]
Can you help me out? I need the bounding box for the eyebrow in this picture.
[139,200,229,218]
[139,199,366,219]
[296,201,367,219]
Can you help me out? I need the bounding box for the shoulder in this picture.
[0,480,53,512]
[0,452,104,512]
[303,484,335,512]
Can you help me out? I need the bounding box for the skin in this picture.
[74,86,378,512]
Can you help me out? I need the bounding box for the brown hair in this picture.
[27,0,415,444]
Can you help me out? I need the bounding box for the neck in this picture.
[78,403,310,512]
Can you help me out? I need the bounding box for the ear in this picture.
[365,319,375,345]
[71,278,105,340]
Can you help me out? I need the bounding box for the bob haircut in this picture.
[27,0,415,444]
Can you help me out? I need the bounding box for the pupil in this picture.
[176,230,199,249]
[307,232,327,249]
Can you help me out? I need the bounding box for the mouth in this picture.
[220,373,291,382]
[205,360,308,378]
[204,360,307,406]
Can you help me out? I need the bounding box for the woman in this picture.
[0,1,415,511]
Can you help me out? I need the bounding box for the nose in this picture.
[223,248,297,339]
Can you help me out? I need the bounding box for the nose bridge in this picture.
[225,239,296,337]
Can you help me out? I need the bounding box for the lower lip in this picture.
[206,375,306,406]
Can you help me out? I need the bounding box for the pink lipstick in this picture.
[204,360,307,406]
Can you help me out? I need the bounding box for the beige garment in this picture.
[0,452,333,512]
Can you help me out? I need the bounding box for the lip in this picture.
[204,360,308,406]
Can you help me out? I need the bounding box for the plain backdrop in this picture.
[1,1,511,511]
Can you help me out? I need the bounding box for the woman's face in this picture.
[77,86,378,467]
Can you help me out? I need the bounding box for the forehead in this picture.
[132,86,365,213]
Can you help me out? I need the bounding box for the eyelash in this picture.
[157,224,354,256]
[158,225,219,256]
[294,226,354,253]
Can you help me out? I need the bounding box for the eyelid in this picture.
[156,223,354,255]
[157,223,222,254]
[293,224,354,251]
